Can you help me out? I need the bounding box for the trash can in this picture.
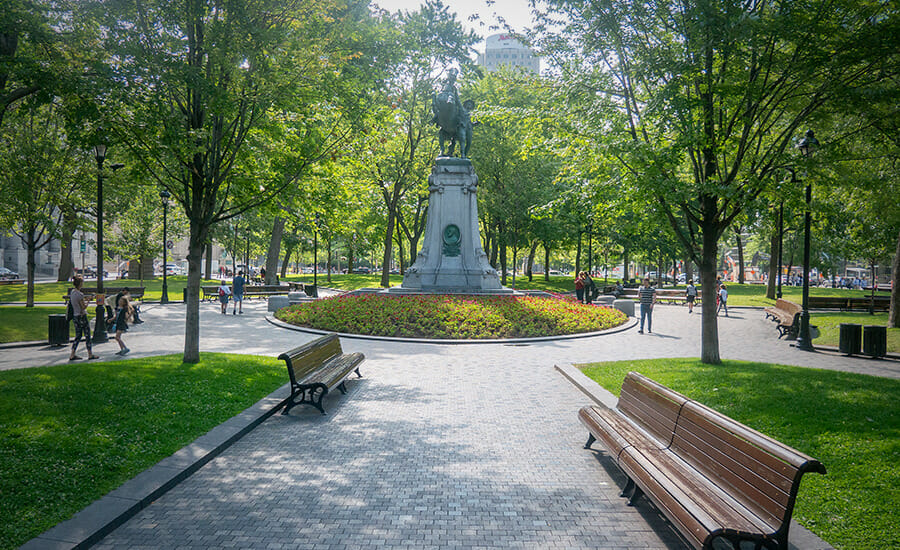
[48,314,69,346]
[838,323,862,355]
[183,288,188,302]
[863,325,887,358]
[307,284,318,298]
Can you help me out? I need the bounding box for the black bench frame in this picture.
[278,334,364,415]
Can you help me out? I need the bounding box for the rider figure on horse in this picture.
[432,68,475,158]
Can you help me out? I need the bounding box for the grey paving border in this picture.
[555,363,836,550]
[20,383,292,550]
[265,313,639,344]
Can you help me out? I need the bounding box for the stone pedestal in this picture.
[613,299,634,317]
[393,158,508,293]
[268,295,290,312]
[594,295,615,306]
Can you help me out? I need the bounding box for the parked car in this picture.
[352,266,371,274]
[0,267,19,279]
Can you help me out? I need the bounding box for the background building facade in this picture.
[477,34,539,74]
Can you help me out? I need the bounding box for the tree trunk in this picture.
[890,227,899,327]
[544,242,551,282]
[766,232,778,300]
[183,221,207,363]
[499,229,508,286]
[736,229,745,284]
[623,248,630,281]
[25,227,36,307]
[57,209,76,282]
[204,242,212,281]
[326,239,332,283]
[381,205,396,287]
[684,254,693,284]
[700,204,721,364]
[265,217,284,285]
[526,240,538,281]
[280,241,294,279]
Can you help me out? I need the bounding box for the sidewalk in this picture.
[12,303,891,549]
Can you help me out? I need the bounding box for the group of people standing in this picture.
[68,276,135,360]
[573,271,597,304]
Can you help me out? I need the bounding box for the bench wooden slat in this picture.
[580,372,825,550]
[277,334,363,415]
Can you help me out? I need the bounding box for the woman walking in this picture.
[114,290,133,355]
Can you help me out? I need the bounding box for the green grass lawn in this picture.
[0,306,68,343]
[811,311,900,352]
[0,276,220,303]
[0,353,286,549]
[578,358,900,550]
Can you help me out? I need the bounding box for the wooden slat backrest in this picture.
[617,372,689,446]
[774,299,802,316]
[671,400,826,530]
[277,334,342,386]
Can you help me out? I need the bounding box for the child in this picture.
[114,291,133,355]
[218,280,231,314]
[718,283,728,317]
[685,279,697,313]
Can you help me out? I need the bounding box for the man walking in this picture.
[69,276,99,361]
[232,270,245,315]
[685,279,697,313]
[638,277,656,334]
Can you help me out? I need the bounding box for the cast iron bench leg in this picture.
[584,433,596,449]
[620,477,634,498]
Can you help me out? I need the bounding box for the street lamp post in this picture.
[777,200,784,299]
[313,213,320,288]
[795,130,820,352]
[586,221,593,276]
[92,143,109,344]
[160,189,171,304]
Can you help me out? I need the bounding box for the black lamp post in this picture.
[92,143,108,343]
[160,189,171,304]
[586,221,593,276]
[313,212,321,288]
[795,129,820,352]
[777,200,784,299]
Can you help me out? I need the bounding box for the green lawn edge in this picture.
[576,358,900,550]
[0,353,286,549]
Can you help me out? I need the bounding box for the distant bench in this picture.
[808,295,890,312]
[0,278,25,285]
[580,372,825,550]
[202,284,293,301]
[63,286,145,304]
[620,288,698,305]
[278,334,364,415]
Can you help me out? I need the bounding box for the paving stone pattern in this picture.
[94,342,684,549]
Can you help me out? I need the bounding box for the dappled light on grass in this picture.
[578,358,900,550]
[275,294,627,339]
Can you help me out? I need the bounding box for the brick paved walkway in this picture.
[8,299,895,548]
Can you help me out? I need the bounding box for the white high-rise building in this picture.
[477,34,539,74]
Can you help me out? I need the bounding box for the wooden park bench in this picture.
[580,372,825,550]
[0,278,25,285]
[244,284,291,300]
[64,286,145,303]
[764,298,802,338]
[201,285,221,301]
[807,296,851,310]
[277,334,364,415]
[847,296,890,312]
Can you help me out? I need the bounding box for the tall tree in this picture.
[99,0,375,361]
[534,0,900,363]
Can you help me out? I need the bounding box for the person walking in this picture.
[685,279,698,313]
[584,272,595,305]
[218,280,231,314]
[232,270,245,315]
[68,276,99,361]
[718,283,729,317]
[574,272,586,304]
[638,277,656,334]
[114,291,133,355]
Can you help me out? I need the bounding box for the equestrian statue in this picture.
[431,68,476,158]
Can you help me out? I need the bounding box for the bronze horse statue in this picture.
[433,89,466,157]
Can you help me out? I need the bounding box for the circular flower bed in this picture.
[274,294,627,339]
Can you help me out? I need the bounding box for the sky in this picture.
[370,0,540,52]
